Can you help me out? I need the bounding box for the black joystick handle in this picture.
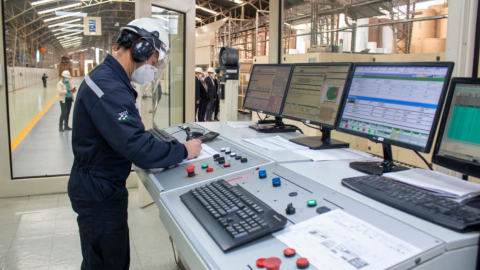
[286,203,296,215]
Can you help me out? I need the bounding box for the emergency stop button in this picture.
[186,166,195,177]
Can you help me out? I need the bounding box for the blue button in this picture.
[272,177,281,187]
[259,170,267,179]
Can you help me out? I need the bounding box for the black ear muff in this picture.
[131,38,154,63]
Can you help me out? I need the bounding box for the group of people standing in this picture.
[195,67,220,122]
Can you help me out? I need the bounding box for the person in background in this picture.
[205,67,216,121]
[195,67,207,122]
[200,72,209,121]
[213,73,220,121]
[57,70,76,132]
[42,73,48,88]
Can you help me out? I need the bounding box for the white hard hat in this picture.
[121,18,169,61]
[207,67,215,73]
[195,67,203,73]
[61,70,71,78]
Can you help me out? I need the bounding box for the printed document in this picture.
[224,121,256,129]
[275,210,422,270]
[383,168,480,200]
[243,136,309,152]
[179,144,219,165]
[294,148,375,162]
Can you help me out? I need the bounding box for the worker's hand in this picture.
[184,139,202,159]
[196,100,200,104]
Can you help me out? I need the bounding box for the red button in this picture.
[256,258,266,268]
[284,248,296,257]
[206,168,213,172]
[185,166,195,173]
[264,257,281,270]
[223,163,231,167]
[296,257,309,269]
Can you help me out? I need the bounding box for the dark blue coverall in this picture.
[69,54,188,270]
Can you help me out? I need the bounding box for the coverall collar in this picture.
[103,54,138,99]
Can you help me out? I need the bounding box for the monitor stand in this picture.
[349,143,410,175]
[249,117,297,133]
[289,128,349,150]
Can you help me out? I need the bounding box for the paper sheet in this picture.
[294,148,375,162]
[224,121,256,129]
[383,168,480,200]
[243,136,309,152]
[178,144,219,165]
[274,210,422,270]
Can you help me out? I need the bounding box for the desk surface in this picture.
[194,122,313,164]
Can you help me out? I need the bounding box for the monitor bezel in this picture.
[336,61,455,153]
[242,64,294,117]
[432,77,480,178]
[281,62,353,129]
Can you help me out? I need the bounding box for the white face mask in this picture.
[131,63,155,86]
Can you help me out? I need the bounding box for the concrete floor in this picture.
[0,188,178,270]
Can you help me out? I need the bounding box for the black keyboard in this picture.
[147,128,179,143]
[342,175,480,232]
[180,179,288,251]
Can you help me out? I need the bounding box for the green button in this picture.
[202,164,208,169]
[307,200,317,207]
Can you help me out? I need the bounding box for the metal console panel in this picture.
[136,123,273,194]
[159,163,445,270]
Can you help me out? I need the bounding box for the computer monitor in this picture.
[282,63,352,149]
[337,62,454,175]
[243,64,296,132]
[432,78,480,179]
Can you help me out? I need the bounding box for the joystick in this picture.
[286,203,296,215]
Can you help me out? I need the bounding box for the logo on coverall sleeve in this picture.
[118,110,134,121]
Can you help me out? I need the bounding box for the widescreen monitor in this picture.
[432,78,480,179]
[337,62,454,175]
[282,63,352,149]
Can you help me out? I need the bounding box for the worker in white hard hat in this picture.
[57,70,76,131]
[195,67,207,121]
[68,18,202,270]
[204,67,217,121]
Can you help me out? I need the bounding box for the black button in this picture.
[235,156,242,160]
[241,158,248,163]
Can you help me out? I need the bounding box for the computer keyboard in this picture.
[180,179,288,251]
[342,175,480,232]
[147,128,179,143]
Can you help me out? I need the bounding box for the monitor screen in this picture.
[243,64,293,116]
[338,63,454,152]
[282,63,351,128]
[433,79,480,177]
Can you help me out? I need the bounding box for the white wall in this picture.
[7,67,58,92]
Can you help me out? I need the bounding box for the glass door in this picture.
[151,6,185,129]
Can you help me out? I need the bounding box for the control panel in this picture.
[159,163,443,270]
[146,124,273,192]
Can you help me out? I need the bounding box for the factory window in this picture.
[281,0,449,63]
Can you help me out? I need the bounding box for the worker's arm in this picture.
[57,81,67,96]
[90,90,192,169]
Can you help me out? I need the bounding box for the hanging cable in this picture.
[414,151,433,170]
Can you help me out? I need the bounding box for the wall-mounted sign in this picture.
[84,17,101,36]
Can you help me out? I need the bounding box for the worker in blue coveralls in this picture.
[68,18,202,270]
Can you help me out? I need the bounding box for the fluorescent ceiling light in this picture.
[52,25,83,32]
[232,0,243,4]
[195,5,219,15]
[55,11,87,17]
[62,41,81,46]
[31,0,55,6]
[61,29,84,33]
[152,15,169,21]
[44,12,81,22]
[62,37,83,41]
[48,18,81,28]
[57,32,82,39]
[38,3,82,15]
[196,17,202,21]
